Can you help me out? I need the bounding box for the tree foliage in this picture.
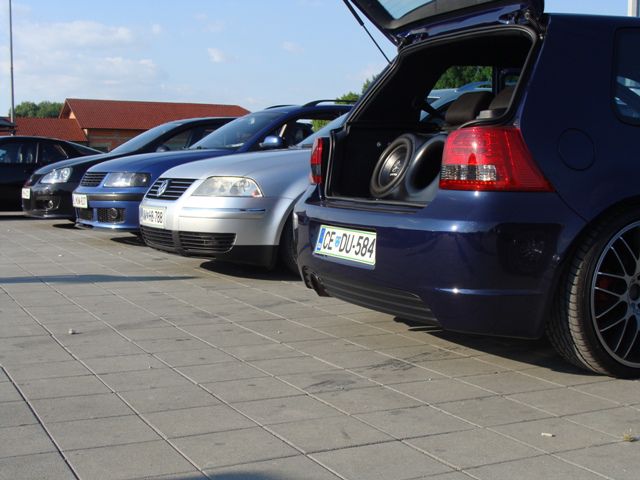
[13,101,63,118]
[433,66,492,89]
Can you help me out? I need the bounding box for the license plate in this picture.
[140,206,166,228]
[314,225,376,265]
[72,193,87,209]
[21,188,30,200]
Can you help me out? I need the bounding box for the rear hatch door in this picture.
[349,0,544,44]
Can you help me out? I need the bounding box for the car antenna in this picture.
[342,0,390,64]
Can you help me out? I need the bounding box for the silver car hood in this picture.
[159,148,310,180]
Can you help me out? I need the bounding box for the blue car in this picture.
[295,0,640,377]
[73,101,351,231]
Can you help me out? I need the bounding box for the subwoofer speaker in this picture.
[370,133,446,202]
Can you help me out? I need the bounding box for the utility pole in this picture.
[9,0,16,124]
[630,0,639,16]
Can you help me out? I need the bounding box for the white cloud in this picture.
[194,13,225,32]
[282,41,304,54]
[151,24,163,35]
[16,20,134,51]
[207,48,228,64]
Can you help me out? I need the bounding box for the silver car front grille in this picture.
[145,178,196,200]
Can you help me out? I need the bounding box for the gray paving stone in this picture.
[126,336,209,354]
[493,417,616,453]
[172,427,298,470]
[143,404,254,438]
[83,353,166,374]
[508,387,620,416]
[0,401,37,427]
[311,441,451,480]
[462,371,560,395]
[392,379,494,404]
[519,365,610,386]
[346,334,425,350]
[0,322,48,338]
[438,396,550,427]
[153,348,236,367]
[18,375,110,400]
[353,359,445,384]
[0,424,56,458]
[315,386,422,414]
[289,338,368,356]
[573,379,640,406]
[233,395,340,425]
[466,455,606,480]
[31,393,134,423]
[356,405,473,439]
[178,361,266,384]
[47,415,160,451]
[249,356,337,376]
[279,370,377,394]
[416,357,509,378]
[99,368,194,392]
[0,452,76,480]
[203,377,304,403]
[566,406,640,438]
[119,384,220,413]
[315,350,395,369]
[3,360,90,382]
[269,415,393,453]
[66,440,196,480]
[558,442,640,480]
[222,342,306,362]
[407,429,541,469]
[0,382,21,403]
[205,455,341,479]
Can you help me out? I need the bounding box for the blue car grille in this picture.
[80,172,107,187]
[146,178,196,200]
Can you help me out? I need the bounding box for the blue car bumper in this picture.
[74,186,148,231]
[295,189,586,339]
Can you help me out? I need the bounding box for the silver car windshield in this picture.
[190,111,283,151]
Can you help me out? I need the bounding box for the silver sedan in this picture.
[138,114,346,272]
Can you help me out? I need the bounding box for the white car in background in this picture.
[139,114,347,272]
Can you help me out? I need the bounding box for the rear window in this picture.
[613,29,640,124]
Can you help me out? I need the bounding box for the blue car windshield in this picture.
[297,113,348,149]
[190,111,283,151]
[109,122,180,155]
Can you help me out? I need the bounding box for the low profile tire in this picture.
[370,134,420,198]
[548,208,640,377]
[279,216,298,274]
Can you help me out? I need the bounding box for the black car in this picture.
[22,117,235,219]
[0,136,99,210]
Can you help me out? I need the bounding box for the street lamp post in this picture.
[9,0,15,123]
[630,0,640,16]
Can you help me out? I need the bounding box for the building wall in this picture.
[86,129,143,152]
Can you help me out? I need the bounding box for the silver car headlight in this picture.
[103,172,150,187]
[192,176,263,197]
[40,167,72,184]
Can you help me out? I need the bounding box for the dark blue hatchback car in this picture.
[73,101,351,231]
[295,0,640,377]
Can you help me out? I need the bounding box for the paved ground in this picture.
[0,215,639,480]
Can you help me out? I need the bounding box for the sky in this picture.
[0,0,631,116]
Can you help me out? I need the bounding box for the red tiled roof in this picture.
[7,118,87,142]
[60,99,250,130]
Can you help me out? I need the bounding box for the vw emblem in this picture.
[157,179,170,196]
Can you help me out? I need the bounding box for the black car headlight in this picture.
[40,167,72,184]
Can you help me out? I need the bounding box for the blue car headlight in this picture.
[191,176,263,197]
[40,167,72,184]
[103,172,150,187]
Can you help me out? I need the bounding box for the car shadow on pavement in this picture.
[0,274,196,284]
[52,221,80,229]
[199,260,301,282]
[393,317,598,375]
[110,234,146,247]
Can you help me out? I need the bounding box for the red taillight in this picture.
[310,137,325,185]
[440,127,553,192]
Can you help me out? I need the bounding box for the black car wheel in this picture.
[279,216,298,274]
[548,208,640,377]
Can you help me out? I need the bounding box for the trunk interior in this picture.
[326,27,538,205]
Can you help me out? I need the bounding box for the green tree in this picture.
[13,101,63,118]
[434,66,492,89]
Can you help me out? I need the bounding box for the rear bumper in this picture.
[295,189,586,339]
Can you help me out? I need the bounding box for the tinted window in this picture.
[39,143,68,164]
[109,122,182,154]
[190,111,282,150]
[0,142,36,164]
[158,130,191,151]
[614,29,640,124]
